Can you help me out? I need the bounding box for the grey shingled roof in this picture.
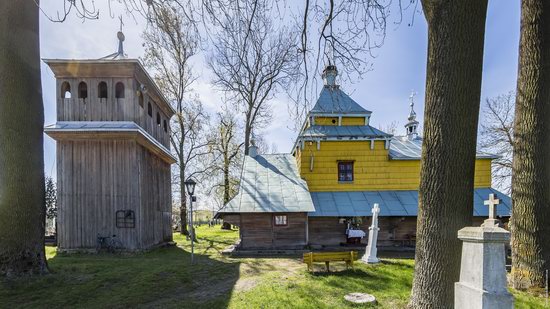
[309,188,511,217]
[219,154,315,213]
[310,86,372,115]
[389,136,499,160]
[301,125,392,139]
[44,121,175,162]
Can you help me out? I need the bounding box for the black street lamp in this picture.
[184,177,197,263]
[184,178,197,196]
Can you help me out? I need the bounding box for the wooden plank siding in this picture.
[299,141,492,191]
[56,140,172,251]
[55,77,171,149]
[308,216,418,247]
[238,213,308,249]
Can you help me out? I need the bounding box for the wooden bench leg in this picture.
[325,261,330,272]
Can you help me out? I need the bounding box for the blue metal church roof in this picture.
[310,86,372,115]
[309,188,511,217]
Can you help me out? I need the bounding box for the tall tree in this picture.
[0,0,48,276]
[142,3,210,235]
[208,0,299,155]
[478,93,515,194]
[209,108,243,207]
[409,1,489,307]
[510,0,550,290]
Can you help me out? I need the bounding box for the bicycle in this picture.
[96,234,123,253]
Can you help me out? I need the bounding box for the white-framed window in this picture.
[274,215,288,226]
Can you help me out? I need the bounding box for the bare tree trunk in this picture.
[244,121,251,155]
[0,0,48,276]
[409,1,488,307]
[179,170,189,236]
[510,0,550,290]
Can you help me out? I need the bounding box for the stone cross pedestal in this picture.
[362,203,380,264]
[454,195,513,309]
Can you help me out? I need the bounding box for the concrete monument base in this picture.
[454,226,514,309]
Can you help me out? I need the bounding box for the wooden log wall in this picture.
[308,216,419,247]
[239,213,308,249]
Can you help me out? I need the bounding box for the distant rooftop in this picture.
[301,125,391,139]
[389,136,499,160]
[219,154,315,213]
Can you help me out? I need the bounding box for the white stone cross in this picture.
[482,193,502,227]
[362,203,380,264]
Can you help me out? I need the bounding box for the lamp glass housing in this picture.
[184,178,197,196]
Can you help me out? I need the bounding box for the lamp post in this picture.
[184,177,197,263]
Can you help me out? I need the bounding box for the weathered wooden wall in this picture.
[56,78,171,148]
[57,140,172,251]
[308,216,418,247]
[238,213,308,249]
[138,144,173,248]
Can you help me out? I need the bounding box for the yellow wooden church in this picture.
[218,64,511,250]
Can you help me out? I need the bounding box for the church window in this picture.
[78,82,88,99]
[163,119,168,132]
[115,82,125,98]
[156,112,161,126]
[148,102,153,117]
[338,161,354,182]
[61,82,71,99]
[98,81,108,99]
[274,215,287,226]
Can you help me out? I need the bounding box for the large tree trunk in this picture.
[0,0,48,276]
[510,0,550,290]
[409,1,488,307]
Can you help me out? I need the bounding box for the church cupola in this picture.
[322,64,338,87]
[404,91,419,140]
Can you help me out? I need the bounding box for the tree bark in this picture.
[409,1,488,307]
[179,170,189,235]
[510,0,550,290]
[244,120,251,155]
[0,0,48,276]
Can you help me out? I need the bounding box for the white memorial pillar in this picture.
[362,203,380,264]
[454,194,514,309]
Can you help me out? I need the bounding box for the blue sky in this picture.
[40,1,520,181]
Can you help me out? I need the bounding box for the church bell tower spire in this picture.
[405,91,419,140]
[322,64,339,87]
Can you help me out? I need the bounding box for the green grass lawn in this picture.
[0,226,546,308]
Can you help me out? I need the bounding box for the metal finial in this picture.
[99,17,128,60]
